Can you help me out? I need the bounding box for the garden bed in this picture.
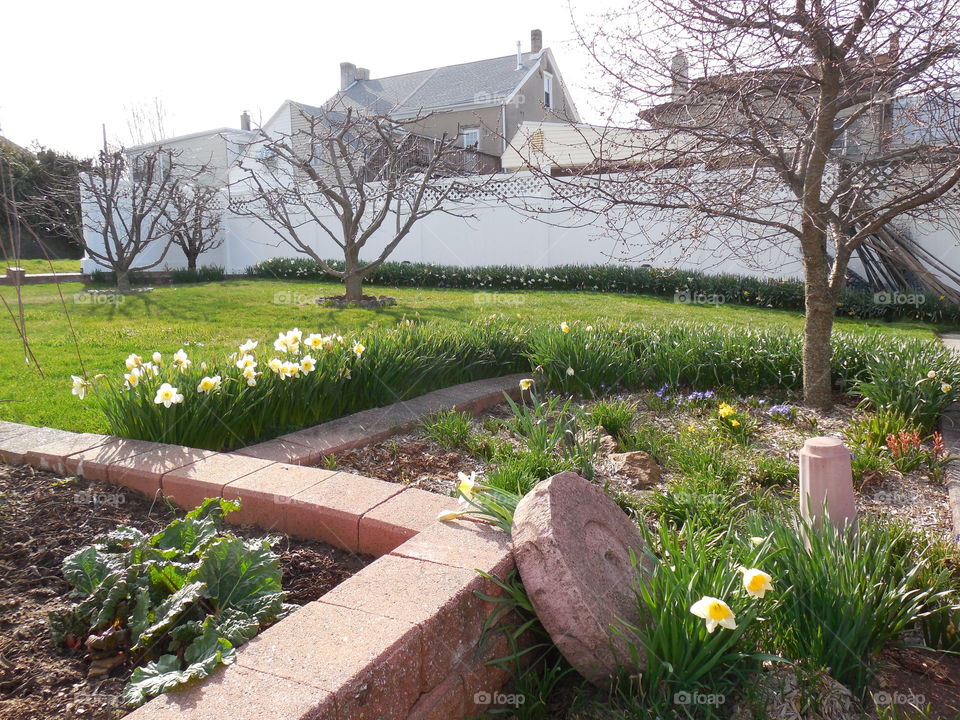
[332,389,954,541]
[0,462,370,720]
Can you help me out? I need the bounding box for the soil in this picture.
[0,462,371,720]
[875,646,960,719]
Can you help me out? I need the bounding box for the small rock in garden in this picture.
[730,667,859,720]
[511,471,655,686]
[595,433,618,454]
[609,451,661,487]
[87,655,125,678]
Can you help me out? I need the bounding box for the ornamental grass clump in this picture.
[49,498,288,707]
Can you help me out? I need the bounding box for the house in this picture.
[324,29,580,164]
[130,29,580,184]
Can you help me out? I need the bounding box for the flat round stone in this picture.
[511,471,653,686]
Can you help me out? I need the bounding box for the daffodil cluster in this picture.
[69,329,363,409]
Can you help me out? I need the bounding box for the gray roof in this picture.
[326,52,542,115]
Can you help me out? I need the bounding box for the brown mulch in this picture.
[0,463,370,720]
[875,646,960,718]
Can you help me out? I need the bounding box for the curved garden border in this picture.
[0,372,527,720]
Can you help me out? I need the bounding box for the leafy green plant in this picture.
[854,350,960,431]
[750,455,798,487]
[503,390,596,479]
[713,401,756,445]
[49,498,288,707]
[420,409,474,449]
[587,399,636,440]
[756,514,950,699]
[614,522,775,717]
[843,409,920,457]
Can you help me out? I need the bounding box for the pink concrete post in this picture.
[799,436,857,531]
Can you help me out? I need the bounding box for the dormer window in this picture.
[461,127,480,149]
[543,72,554,109]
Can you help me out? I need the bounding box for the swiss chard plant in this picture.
[49,498,291,707]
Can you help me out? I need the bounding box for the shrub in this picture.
[421,409,473,449]
[170,265,226,284]
[245,257,960,325]
[49,498,287,707]
[750,455,798,487]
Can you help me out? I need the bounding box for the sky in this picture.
[1,0,608,157]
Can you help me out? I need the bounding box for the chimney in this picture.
[340,62,357,90]
[670,50,689,100]
[531,29,543,54]
[240,111,251,131]
[355,67,370,81]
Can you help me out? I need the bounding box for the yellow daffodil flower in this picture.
[172,349,192,371]
[124,368,141,388]
[125,353,143,371]
[239,339,258,353]
[749,536,766,546]
[731,419,740,427]
[154,383,184,408]
[566,367,575,376]
[718,402,735,418]
[519,378,534,391]
[300,355,316,374]
[943,383,953,393]
[690,596,737,633]
[152,351,162,364]
[928,370,938,379]
[560,321,570,333]
[738,567,773,598]
[268,358,283,374]
[242,366,260,386]
[457,471,477,500]
[353,342,366,358]
[236,354,257,370]
[306,333,325,349]
[197,376,221,393]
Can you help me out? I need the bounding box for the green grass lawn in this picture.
[0,278,945,433]
[5,258,81,274]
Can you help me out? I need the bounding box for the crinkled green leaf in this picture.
[192,537,283,618]
[129,586,153,640]
[150,517,219,556]
[168,620,203,650]
[122,623,235,707]
[48,606,91,645]
[62,546,123,596]
[184,497,241,525]
[209,608,260,646]
[132,581,206,651]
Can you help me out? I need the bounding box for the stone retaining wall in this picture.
[0,373,529,719]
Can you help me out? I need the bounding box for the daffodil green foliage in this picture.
[80,319,958,451]
[48,498,289,707]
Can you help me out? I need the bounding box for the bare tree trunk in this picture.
[801,241,837,408]
[186,253,198,271]
[344,272,364,302]
[116,268,132,293]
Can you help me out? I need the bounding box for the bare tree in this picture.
[169,184,223,270]
[36,133,205,291]
[525,0,960,408]
[232,103,486,302]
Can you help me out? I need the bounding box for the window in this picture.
[543,72,554,109]
[461,127,480,149]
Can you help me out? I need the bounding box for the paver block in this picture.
[406,674,466,720]
[25,433,113,475]
[162,453,275,511]
[285,471,403,552]
[125,662,335,720]
[234,436,315,465]
[222,463,337,529]
[108,445,215,498]
[321,554,493,692]
[390,517,513,577]
[359,488,458,556]
[460,631,514,716]
[69,438,167,482]
[236,601,421,720]
[0,426,76,465]
[0,421,29,441]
